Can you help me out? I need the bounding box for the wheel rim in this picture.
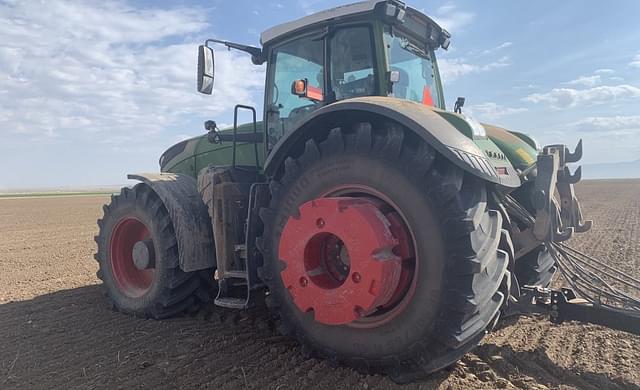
[278,185,417,327]
[323,185,418,328]
[109,217,155,297]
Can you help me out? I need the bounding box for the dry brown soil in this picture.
[1,181,639,389]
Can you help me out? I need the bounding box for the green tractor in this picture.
[95,0,598,382]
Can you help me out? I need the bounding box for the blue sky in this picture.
[1,0,639,189]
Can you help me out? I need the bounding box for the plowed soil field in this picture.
[1,180,639,389]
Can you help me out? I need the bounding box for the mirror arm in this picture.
[205,39,265,64]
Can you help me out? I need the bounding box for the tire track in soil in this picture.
[1,182,640,389]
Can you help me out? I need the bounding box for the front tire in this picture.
[258,123,510,382]
[94,183,212,319]
[515,244,556,287]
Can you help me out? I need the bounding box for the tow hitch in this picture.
[532,140,592,242]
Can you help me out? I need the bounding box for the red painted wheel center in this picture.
[109,217,155,298]
[279,198,404,325]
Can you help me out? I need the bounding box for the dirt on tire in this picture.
[1,181,639,389]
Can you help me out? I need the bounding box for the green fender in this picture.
[264,96,521,188]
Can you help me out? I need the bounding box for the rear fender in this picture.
[264,97,519,187]
[128,173,215,272]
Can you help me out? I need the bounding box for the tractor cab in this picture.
[197,0,450,150]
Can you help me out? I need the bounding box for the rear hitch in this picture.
[509,241,640,336]
[531,139,592,242]
[513,286,640,336]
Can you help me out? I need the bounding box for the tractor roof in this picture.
[261,0,399,46]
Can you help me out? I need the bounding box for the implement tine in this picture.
[565,139,583,163]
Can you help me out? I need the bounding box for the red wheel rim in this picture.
[322,185,417,328]
[279,198,403,325]
[278,184,418,327]
[109,217,155,297]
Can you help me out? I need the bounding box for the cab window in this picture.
[268,35,324,147]
[384,26,441,107]
[330,26,375,100]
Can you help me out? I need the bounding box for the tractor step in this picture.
[209,179,270,310]
[222,269,248,279]
[235,244,248,261]
[214,297,248,309]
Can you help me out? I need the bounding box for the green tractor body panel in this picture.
[434,111,537,171]
[483,124,538,171]
[160,122,265,178]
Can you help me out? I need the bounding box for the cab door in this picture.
[264,24,379,152]
[265,32,326,150]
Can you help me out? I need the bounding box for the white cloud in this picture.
[0,0,265,148]
[481,42,513,55]
[563,75,601,87]
[438,56,511,83]
[629,54,640,68]
[594,68,615,74]
[466,102,528,121]
[298,0,324,15]
[523,85,640,109]
[432,4,474,33]
[571,115,640,133]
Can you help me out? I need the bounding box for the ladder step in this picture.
[214,297,247,309]
[235,244,247,259]
[223,270,248,279]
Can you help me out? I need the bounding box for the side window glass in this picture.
[269,36,324,145]
[330,27,375,100]
[384,27,440,106]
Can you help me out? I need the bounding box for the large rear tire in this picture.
[258,123,510,382]
[510,183,557,287]
[94,183,212,319]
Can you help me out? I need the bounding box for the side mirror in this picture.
[197,45,215,94]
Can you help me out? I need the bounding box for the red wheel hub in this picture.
[279,198,403,325]
[109,217,155,297]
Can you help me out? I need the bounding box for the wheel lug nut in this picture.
[352,272,361,283]
[299,277,309,287]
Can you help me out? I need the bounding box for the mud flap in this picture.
[128,173,215,272]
